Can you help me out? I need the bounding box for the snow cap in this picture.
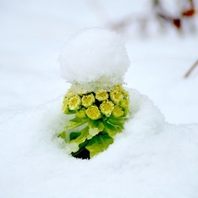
[59,28,130,91]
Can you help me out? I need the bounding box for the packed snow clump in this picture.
[59,28,130,91]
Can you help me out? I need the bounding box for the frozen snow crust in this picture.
[1,89,198,198]
[59,28,130,90]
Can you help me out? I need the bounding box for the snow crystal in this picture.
[59,28,130,90]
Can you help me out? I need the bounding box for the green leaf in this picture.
[85,133,113,158]
[87,120,104,139]
[108,116,127,124]
[63,104,76,115]
[65,109,76,114]
[69,132,81,141]
[65,116,87,130]
[88,119,104,130]
[69,126,89,145]
[57,131,66,140]
[103,118,124,137]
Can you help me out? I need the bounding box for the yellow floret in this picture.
[86,105,101,120]
[100,100,114,117]
[120,98,129,108]
[110,89,123,104]
[112,105,124,117]
[95,90,109,101]
[68,95,81,110]
[65,89,74,98]
[113,84,123,91]
[113,84,129,97]
[82,93,95,108]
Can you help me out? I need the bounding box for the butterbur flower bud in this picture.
[60,84,130,159]
[82,93,95,108]
[68,95,81,110]
[112,105,124,117]
[95,90,109,101]
[100,100,114,117]
[58,29,131,159]
[86,105,101,120]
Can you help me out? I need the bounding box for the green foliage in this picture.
[65,117,87,130]
[70,126,89,145]
[86,133,113,158]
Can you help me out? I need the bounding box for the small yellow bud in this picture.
[95,90,109,101]
[113,84,129,97]
[113,84,122,91]
[86,105,101,120]
[100,100,114,117]
[110,89,123,104]
[112,105,124,118]
[68,95,81,110]
[66,89,74,98]
[82,93,95,108]
[120,99,129,108]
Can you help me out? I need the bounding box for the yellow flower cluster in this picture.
[62,84,130,120]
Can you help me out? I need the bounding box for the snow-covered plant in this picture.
[58,84,130,159]
[58,28,130,159]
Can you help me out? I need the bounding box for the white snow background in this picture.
[1,0,198,198]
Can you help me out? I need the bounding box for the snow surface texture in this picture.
[59,28,130,91]
[1,0,198,197]
[0,89,198,198]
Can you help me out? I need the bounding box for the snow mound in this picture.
[1,89,198,198]
[59,28,130,90]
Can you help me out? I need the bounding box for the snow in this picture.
[59,28,130,89]
[1,89,198,198]
[1,0,198,198]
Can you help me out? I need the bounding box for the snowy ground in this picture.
[1,1,198,198]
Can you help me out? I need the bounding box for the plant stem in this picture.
[184,59,198,78]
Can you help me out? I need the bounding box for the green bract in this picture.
[58,84,130,159]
